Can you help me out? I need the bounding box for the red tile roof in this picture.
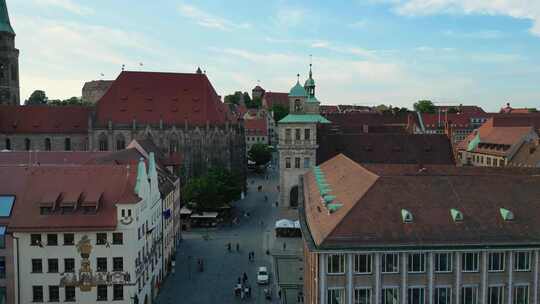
[2,164,140,232]
[320,105,339,114]
[435,105,486,115]
[302,154,540,249]
[262,92,288,109]
[0,151,109,165]
[95,71,233,126]
[0,105,90,134]
[421,112,487,129]
[244,118,267,136]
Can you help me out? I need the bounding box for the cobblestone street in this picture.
[157,171,281,304]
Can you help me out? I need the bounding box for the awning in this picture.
[190,212,219,219]
[275,219,295,229]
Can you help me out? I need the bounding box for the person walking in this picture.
[236,243,240,252]
[243,272,248,283]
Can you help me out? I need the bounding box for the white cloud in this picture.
[33,0,93,15]
[178,3,250,31]
[272,8,307,28]
[390,0,540,37]
[443,29,504,39]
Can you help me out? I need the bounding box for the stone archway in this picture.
[290,186,299,208]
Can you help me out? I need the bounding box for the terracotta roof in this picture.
[321,112,416,134]
[0,105,90,134]
[302,154,540,250]
[244,118,267,136]
[0,151,109,165]
[317,134,454,165]
[2,164,140,232]
[95,71,233,126]
[320,105,339,114]
[421,112,488,129]
[435,105,486,115]
[262,92,288,109]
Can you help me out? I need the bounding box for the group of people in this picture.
[234,272,252,300]
[247,251,255,262]
[226,242,241,252]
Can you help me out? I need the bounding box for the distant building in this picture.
[82,80,113,104]
[252,85,265,100]
[0,0,19,105]
[500,102,538,114]
[301,153,540,304]
[244,118,268,154]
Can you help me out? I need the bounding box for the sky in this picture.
[8,0,540,111]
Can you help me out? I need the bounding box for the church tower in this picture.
[0,0,19,105]
[277,66,330,208]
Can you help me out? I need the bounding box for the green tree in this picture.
[246,97,262,109]
[183,167,242,211]
[48,97,92,106]
[413,100,436,113]
[446,106,458,114]
[224,94,240,105]
[248,143,272,167]
[271,104,289,122]
[25,90,48,105]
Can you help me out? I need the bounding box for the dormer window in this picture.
[451,208,463,222]
[401,209,413,223]
[499,208,514,221]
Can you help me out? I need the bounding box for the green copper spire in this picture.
[0,0,14,35]
[289,74,308,97]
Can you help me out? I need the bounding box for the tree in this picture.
[25,90,48,105]
[224,94,240,105]
[446,106,458,114]
[248,143,272,167]
[413,100,436,113]
[271,104,289,122]
[48,96,92,106]
[246,97,262,109]
[182,167,242,211]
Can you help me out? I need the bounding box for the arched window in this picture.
[64,138,71,151]
[116,134,125,151]
[169,138,178,154]
[4,138,10,150]
[44,138,51,151]
[25,138,31,151]
[98,134,108,151]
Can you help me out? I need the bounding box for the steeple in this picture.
[304,63,316,101]
[0,0,14,35]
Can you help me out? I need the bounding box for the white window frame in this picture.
[327,254,346,275]
[514,252,531,272]
[382,253,400,274]
[435,253,453,273]
[488,252,505,272]
[434,286,452,304]
[408,253,426,273]
[461,285,479,304]
[328,287,345,304]
[488,285,505,304]
[513,284,529,304]
[354,254,372,274]
[354,287,372,304]
[407,287,425,304]
[462,252,479,272]
[382,287,400,304]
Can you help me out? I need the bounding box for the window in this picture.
[304,157,311,169]
[514,252,531,271]
[382,253,399,273]
[96,233,107,245]
[49,286,59,302]
[514,285,529,304]
[5,138,10,150]
[32,259,42,273]
[97,257,107,272]
[47,234,58,246]
[32,286,43,302]
[435,287,451,304]
[408,288,425,304]
[327,288,345,304]
[0,195,15,217]
[0,226,4,249]
[489,286,504,304]
[293,157,300,169]
[354,254,372,274]
[462,287,478,304]
[113,257,123,272]
[113,285,124,301]
[47,259,58,273]
[31,234,42,246]
[304,128,311,141]
[99,135,108,151]
[97,285,108,301]
[462,252,479,272]
[285,129,292,143]
[116,138,125,151]
[408,253,426,273]
[44,138,51,151]
[435,253,452,272]
[112,233,123,245]
[65,286,75,302]
[0,257,5,278]
[354,288,371,304]
[64,138,71,151]
[285,157,291,169]
[382,288,399,304]
[25,138,31,151]
[63,233,74,246]
[327,254,346,274]
[64,258,75,273]
[488,252,505,272]
[295,128,301,141]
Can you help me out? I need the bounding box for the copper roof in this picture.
[302,154,540,250]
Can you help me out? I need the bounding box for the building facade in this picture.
[0,0,19,105]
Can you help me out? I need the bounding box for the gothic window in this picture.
[0,63,4,80]
[44,138,51,151]
[115,134,125,151]
[98,134,108,151]
[4,138,10,150]
[64,138,71,151]
[10,65,17,82]
[169,137,178,154]
[25,138,31,151]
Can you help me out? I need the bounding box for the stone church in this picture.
[0,0,19,105]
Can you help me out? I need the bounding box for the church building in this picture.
[0,0,19,105]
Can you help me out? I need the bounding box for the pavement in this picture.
[156,169,283,304]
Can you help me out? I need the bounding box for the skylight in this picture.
[0,195,15,217]
[499,208,514,221]
[450,208,463,222]
[401,209,413,223]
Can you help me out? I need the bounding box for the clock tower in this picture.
[0,0,19,105]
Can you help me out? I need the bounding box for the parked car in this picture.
[257,266,269,284]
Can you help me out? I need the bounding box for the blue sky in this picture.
[9,0,540,111]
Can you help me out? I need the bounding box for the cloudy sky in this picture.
[9,0,540,111]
